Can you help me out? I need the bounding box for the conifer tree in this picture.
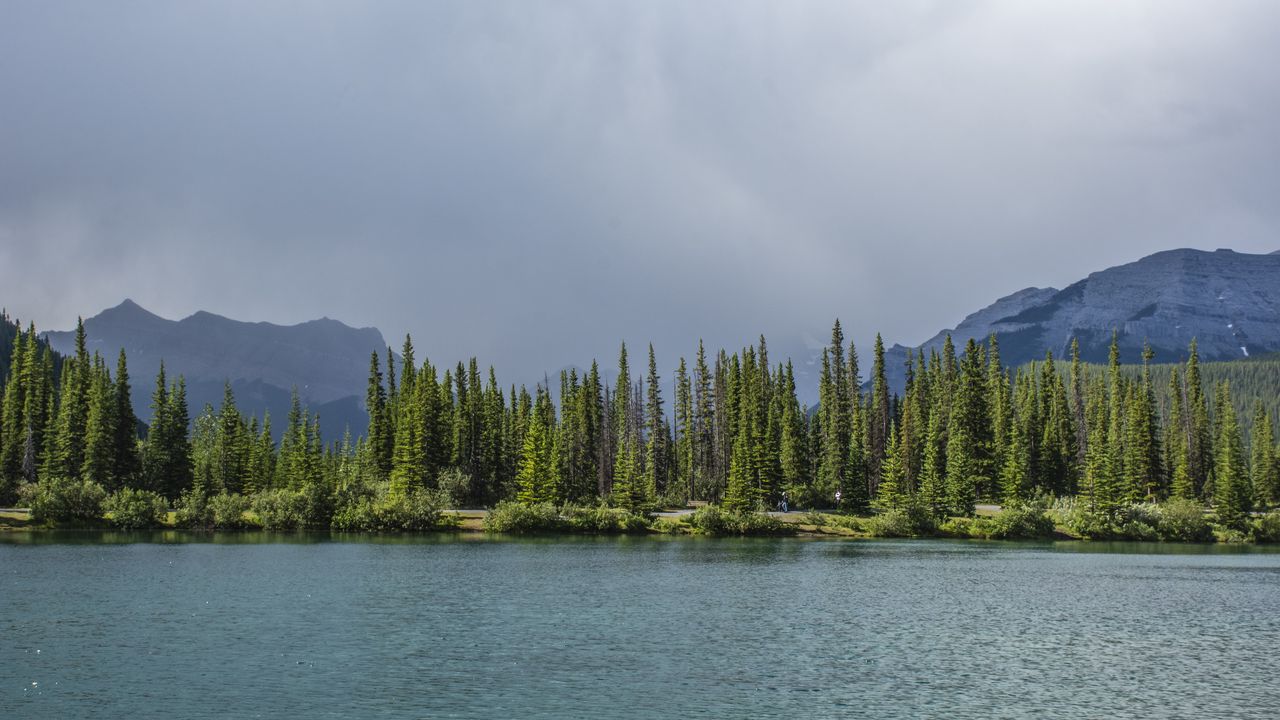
[873,420,906,511]
[110,350,141,488]
[643,344,667,500]
[365,352,391,480]
[82,356,117,488]
[674,357,695,500]
[1213,382,1249,529]
[1167,366,1194,500]
[1251,401,1276,509]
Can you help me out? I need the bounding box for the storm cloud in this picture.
[3,0,1279,390]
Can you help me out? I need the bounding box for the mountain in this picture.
[883,248,1280,391]
[44,300,386,439]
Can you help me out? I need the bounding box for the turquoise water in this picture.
[3,533,1279,719]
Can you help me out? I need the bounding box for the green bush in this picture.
[332,487,454,532]
[1050,498,1160,540]
[104,488,168,529]
[864,505,937,538]
[208,492,256,529]
[984,504,1056,539]
[252,489,312,530]
[23,477,107,526]
[686,505,791,536]
[435,468,472,508]
[484,501,564,533]
[1250,512,1280,544]
[647,516,688,534]
[174,489,211,528]
[937,516,976,537]
[563,505,649,534]
[1153,498,1214,542]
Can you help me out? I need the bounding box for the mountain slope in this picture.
[43,300,386,438]
[884,248,1280,390]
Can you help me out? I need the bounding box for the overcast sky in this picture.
[2,1,1278,387]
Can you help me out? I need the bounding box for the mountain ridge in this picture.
[881,247,1280,391]
[43,300,386,438]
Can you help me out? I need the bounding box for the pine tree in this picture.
[1185,340,1212,497]
[515,389,556,505]
[643,344,667,501]
[1251,401,1276,509]
[873,420,906,511]
[1213,382,1249,529]
[389,366,427,498]
[53,318,92,479]
[818,321,853,507]
[674,357,695,501]
[867,333,890,497]
[82,356,116,488]
[1167,366,1194,500]
[111,350,141,488]
[919,387,948,516]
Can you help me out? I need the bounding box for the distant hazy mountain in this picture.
[44,300,386,439]
[883,248,1280,391]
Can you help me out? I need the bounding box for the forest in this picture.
[2,313,1279,539]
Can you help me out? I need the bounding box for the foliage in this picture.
[23,477,107,526]
[252,486,332,531]
[7,311,1280,542]
[103,488,168,529]
[331,484,454,532]
[1049,497,1217,542]
[174,488,212,528]
[483,501,649,535]
[436,468,473,508]
[864,505,937,538]
[484,501,564,534]
[563,504,650,534]
[686,505,791,536]
[208,492,256,529]
[647,516,689,534]
[1251,512,1280,544]
[1153,497,1214,543]
[983,503,1056,539]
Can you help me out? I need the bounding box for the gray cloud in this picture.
[3,0,1279,394]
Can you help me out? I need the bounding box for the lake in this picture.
[3,533,1279,719]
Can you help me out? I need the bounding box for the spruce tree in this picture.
[81,356,116,488]
[1213,382,1249,529]
[111,350,141,488]
[1251,401,1276,509]
[873,420,906,511]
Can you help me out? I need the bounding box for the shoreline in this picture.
[3,507,1277,546]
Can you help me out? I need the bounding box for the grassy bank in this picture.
[7,500,1280,544]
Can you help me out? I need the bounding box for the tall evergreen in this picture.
[1212,382,1249,529]
[1251,401,1277,509]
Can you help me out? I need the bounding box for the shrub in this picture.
[24,477,107,526]
[208,492,256,529]
[1050,498,1159,541]
[484,501,564,534]
[435,469,472,508]
[174,489,213,528]
[686,505,791,536]
[252,489,312,530]
[648,516,688,534]
[1153,498,1214,543]
[1250,512,1280,544]
[104,488,168,529]
[984,503,1056,539]
[937,517,976,538]
[332,487,454,532]
[864,505,937,538]
[864,509,917,537]
[564,505,649,534]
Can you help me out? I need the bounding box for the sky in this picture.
[2,0,1279,391]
